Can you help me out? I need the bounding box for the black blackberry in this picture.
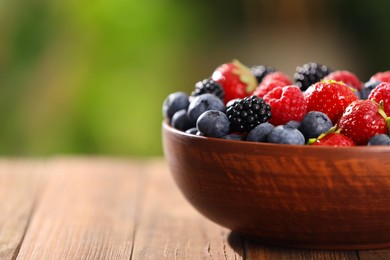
[191,79,224,100]
[226,95,272,132]
[294,62,332,91]
[251,65,276,84]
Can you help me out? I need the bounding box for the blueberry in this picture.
[285,120,301,129]
[368,134,390,146]
[247,122,275,142]
[185,127,198,135]
[187,93,225,124]
[299,111,333,140]
[171,109,194,131]
[267,125,305,145]
[353,88,361,99]
[360,80,381,100]
[163,92,190,121]
[196,110,230,138]
[222,133,245,141]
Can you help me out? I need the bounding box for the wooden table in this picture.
[1,157,389,259]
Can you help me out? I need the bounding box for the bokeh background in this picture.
[1,0,390,156]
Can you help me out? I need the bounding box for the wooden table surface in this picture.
[1,157,390,260]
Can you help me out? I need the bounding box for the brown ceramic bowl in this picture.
[162,122,390,250]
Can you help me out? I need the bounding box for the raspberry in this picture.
[191,79,224,100]
[368,82,390,115]
[371,71,390,83]
[226,95,272,132]
[252,79,287,98]
[323,70,362,91]
[252,72,292,98]
[263,85,307,126]
[304,81,358,124]
[294,62,332,90]
[262,72,292,86]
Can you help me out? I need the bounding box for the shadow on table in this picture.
[226,231,360,258]
[227,231,312,257]
[227,231,247,256]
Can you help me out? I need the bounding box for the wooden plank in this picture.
[244,240,359,260]
[132,159,361,260]
[16,158,141,260]
[358,249,390,260]
[4,157,386,260]
[0,160,44,260]
[131,159,243,259]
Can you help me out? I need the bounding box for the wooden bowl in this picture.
[162,122,390,249]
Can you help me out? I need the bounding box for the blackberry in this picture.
[191,79,224,100]
[294,62,332,91]
[226,95,272,132]
[251,65,276,84]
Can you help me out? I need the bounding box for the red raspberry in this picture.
[338,100,389,145]
[368,82,390,115]
[304,81,358,124]
[253,79,287,98]
[263,85,307,126]
[211,60,257,104]
[371,71,390,83]
[262,72,292,86]
[311,132,355,146]
[323,70,363,90]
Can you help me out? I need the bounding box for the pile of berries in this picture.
[162,60,390,146]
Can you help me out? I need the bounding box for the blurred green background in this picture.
[1,0,389,156]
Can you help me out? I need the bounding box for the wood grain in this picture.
[358,249,390,260]
[131,159,359,260]
[131,160,243,259]
[0,158,389,259]
[244,239,359,260]
[16,158,141,260]
[0,160,44,260]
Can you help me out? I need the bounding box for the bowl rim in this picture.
[162,121,390,152]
